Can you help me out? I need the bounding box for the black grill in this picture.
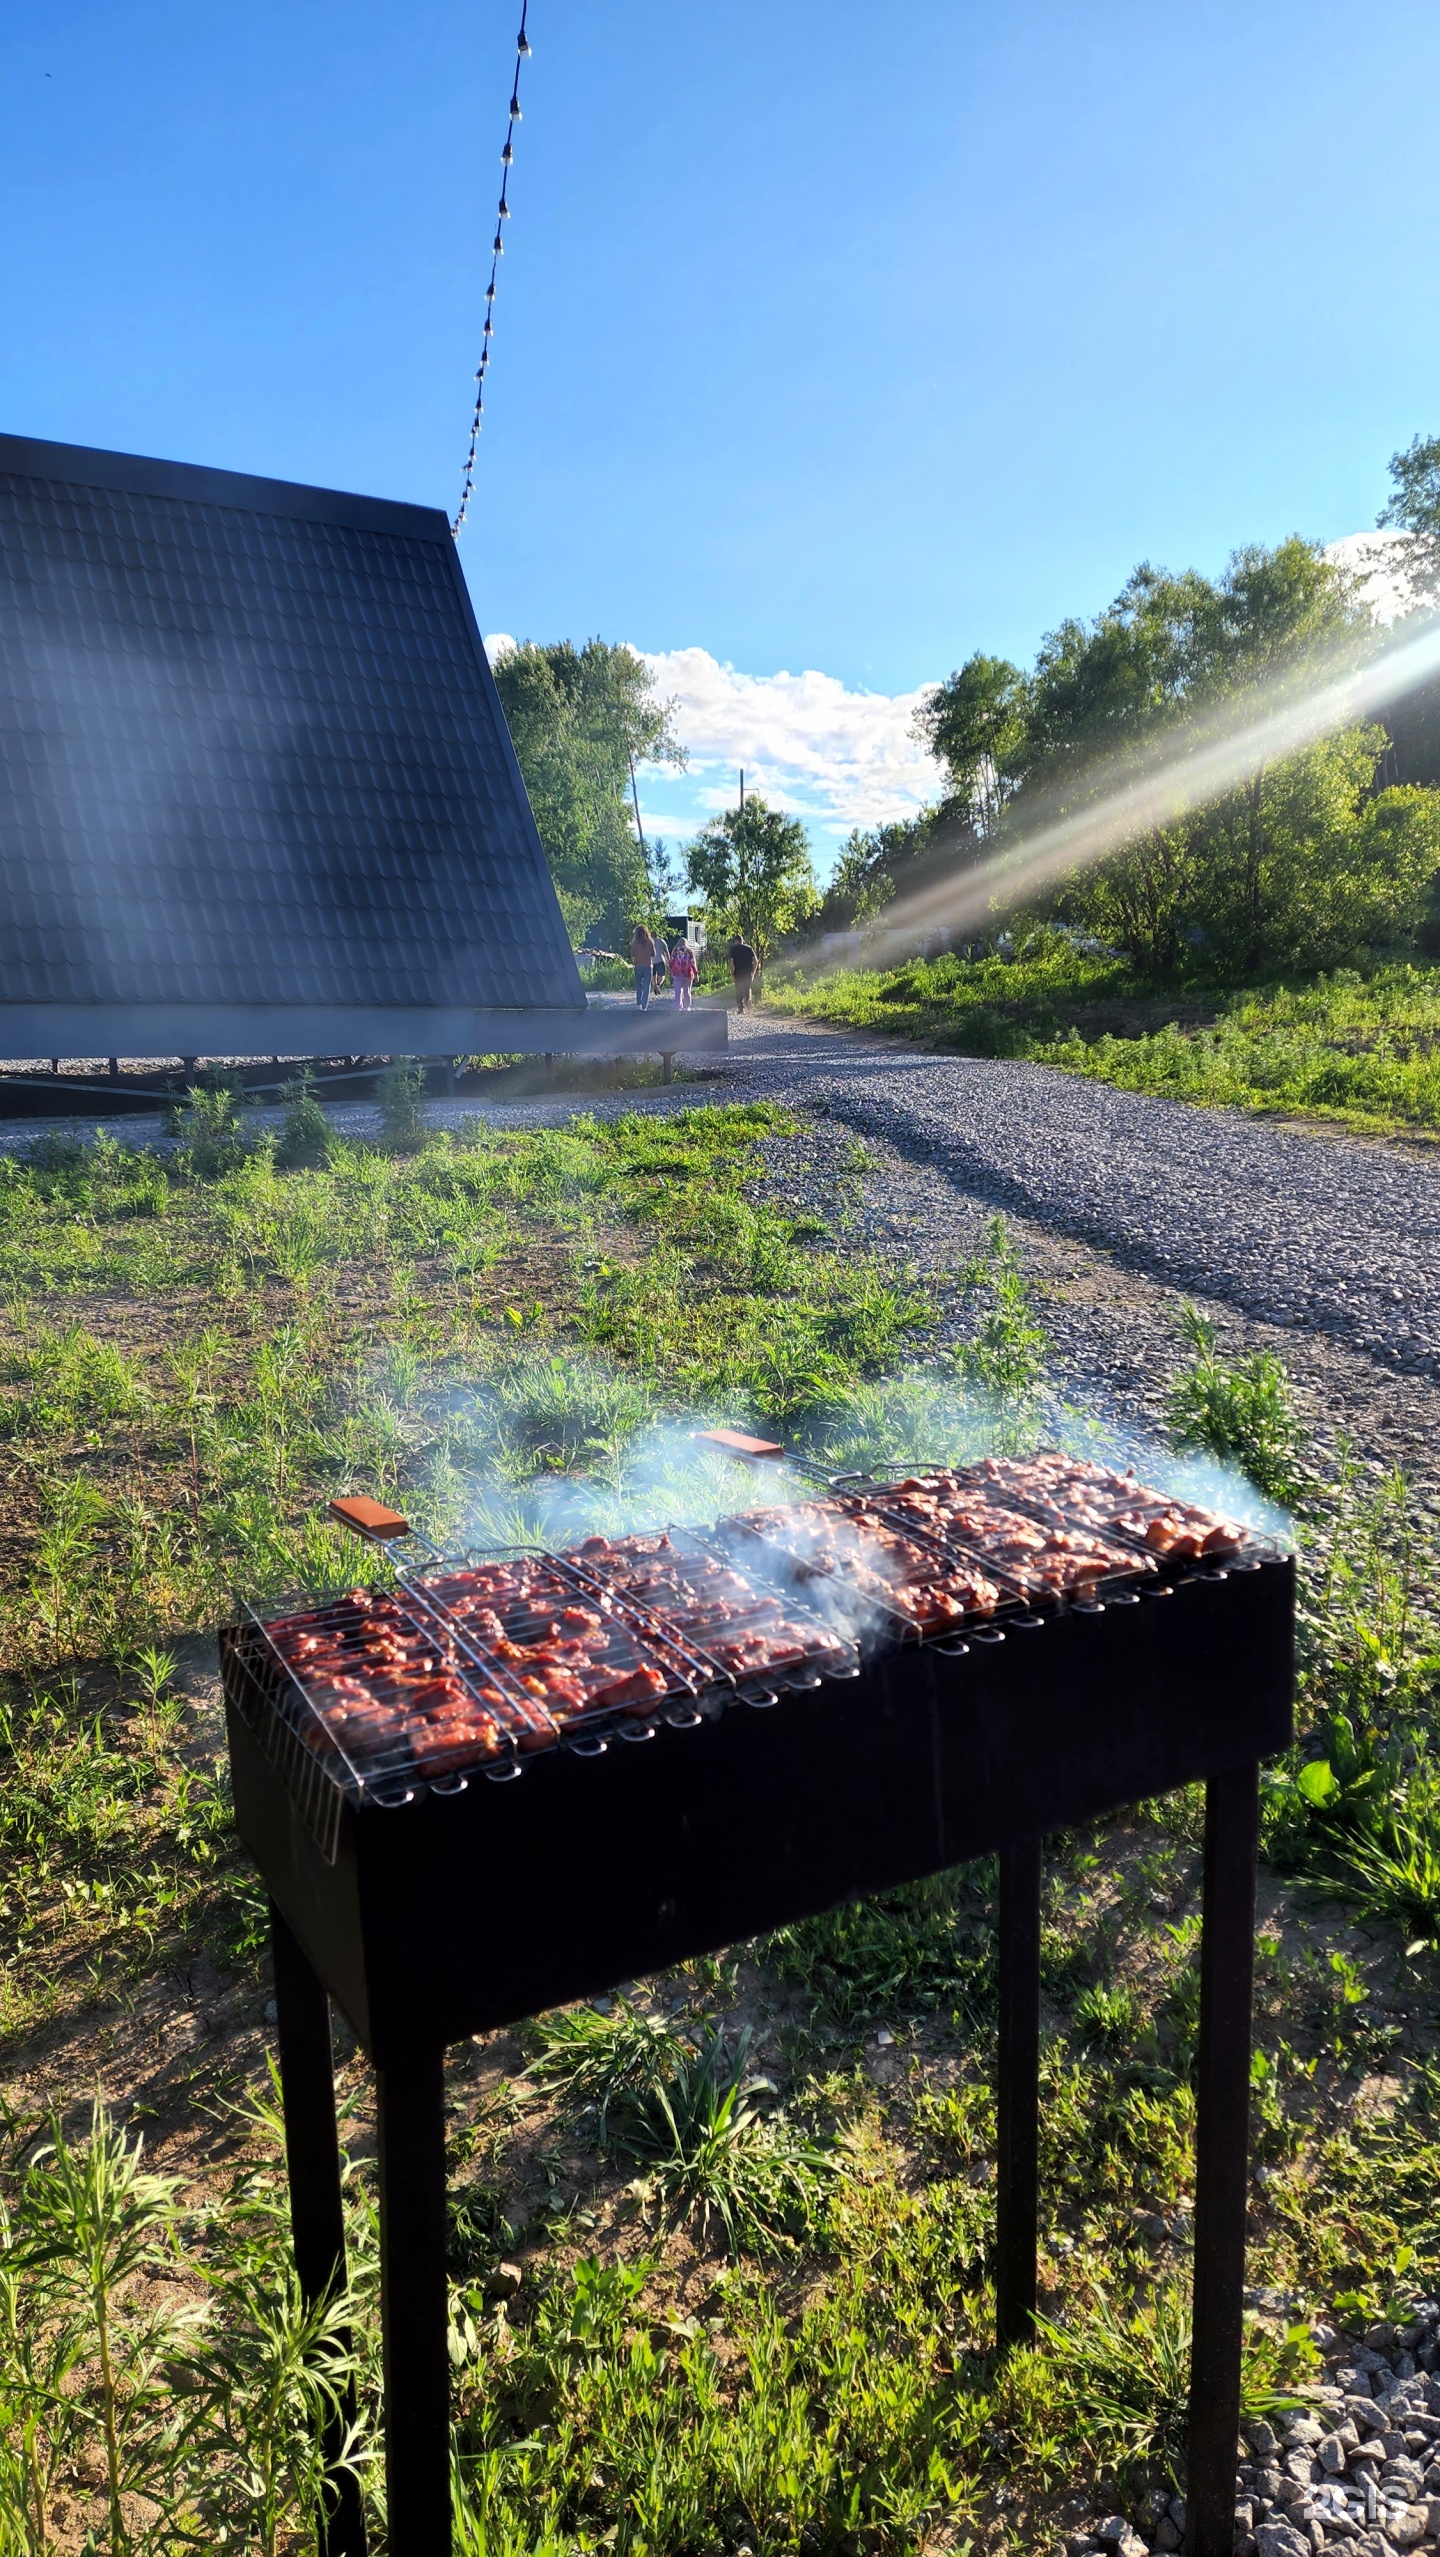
[222,1459,1295,2557]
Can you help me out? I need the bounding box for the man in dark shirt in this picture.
[728,934,758,1011]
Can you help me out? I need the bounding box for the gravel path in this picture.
[713,1011,1432,1372]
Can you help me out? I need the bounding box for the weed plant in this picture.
[1164,1306,1305,1506]
[1163,1317,1440,1950]
[763,1868,997,2030]
[172,1084,253,1179]
[274,1070,333,1171]
[532,2009,832,2254]
[0,2097,370,2553]
[377,1057,428,1151]
[618,2033,833,2256]
[530,1998,683,2140]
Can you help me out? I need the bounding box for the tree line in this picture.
[495,429,1440,984]
[820,432,1440,979]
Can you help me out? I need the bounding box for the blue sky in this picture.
[5,0,1440,864]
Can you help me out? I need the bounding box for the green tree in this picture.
[492,639,685,947]
[818,818,925,932]
[912,652,1030,838]
[1068,728,1440,976]
[1018,540,1381,972]
[1379,430,1440,603]
[684,795,817,960]
[812,809,997,937]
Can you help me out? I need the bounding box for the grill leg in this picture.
[1186,1761,1260,2557]
[377,2049,450,2556]
[271,1905,367,2557]
[995,1833,1042,2350]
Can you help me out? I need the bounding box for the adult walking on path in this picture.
[728,934,758,1012]
[629,923,656,1010]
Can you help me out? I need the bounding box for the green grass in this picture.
[0,1102,942,1671]
[768,947,1440,1136]
[2,1101,1440,2550]
[767,936,1142,1052]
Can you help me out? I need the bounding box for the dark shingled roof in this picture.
[0,434,585,1017]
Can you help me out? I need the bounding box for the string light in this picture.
[452,0,531,537]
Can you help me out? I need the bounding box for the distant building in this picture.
[664,912,707,954]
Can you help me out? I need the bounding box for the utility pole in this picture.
[739,767,745,813]
[627,751,646,859]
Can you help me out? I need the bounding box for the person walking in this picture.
[669,936,698,1010]
[630,921,656,1010]
[728,933,758,1012]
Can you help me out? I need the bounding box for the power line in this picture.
[451,2,532,538]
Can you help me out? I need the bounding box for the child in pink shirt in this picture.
[669,939,698,1009]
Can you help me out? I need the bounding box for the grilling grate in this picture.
[231,1452,1276,1858]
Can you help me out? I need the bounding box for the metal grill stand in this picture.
[270,1779,1258,2557]
[264,1788,1266,2557]
[230,1553,1292,2557]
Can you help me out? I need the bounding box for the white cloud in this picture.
[482,631,946,863]
[636,646,942,839]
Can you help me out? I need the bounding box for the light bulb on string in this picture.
[452,3,534,535]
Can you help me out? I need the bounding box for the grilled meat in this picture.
[573,1528,854,1675]
[956,1455,1244,1559]
[863,1478,1150,1593]
[261,1455,1250,1794]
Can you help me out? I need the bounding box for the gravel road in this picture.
[713,1011,1430,1376]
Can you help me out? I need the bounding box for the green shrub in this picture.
[275,1071,333,1171]
[377,1057,427,1151]
[1165,1305,1303,1504]
[174,1085,252,1179]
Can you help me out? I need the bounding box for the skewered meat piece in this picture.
[261,1583,555,1777]
[1109,1502,1242,1559]
[954,1454,1245,1556]
[571,1526,855,1678]
[862,1478,1153,1592]
[408,1558,687,1727]
[716,1499,1003,1628]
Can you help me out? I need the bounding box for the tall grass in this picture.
[0,2099,369,2554]
[769,952,1440,1136]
